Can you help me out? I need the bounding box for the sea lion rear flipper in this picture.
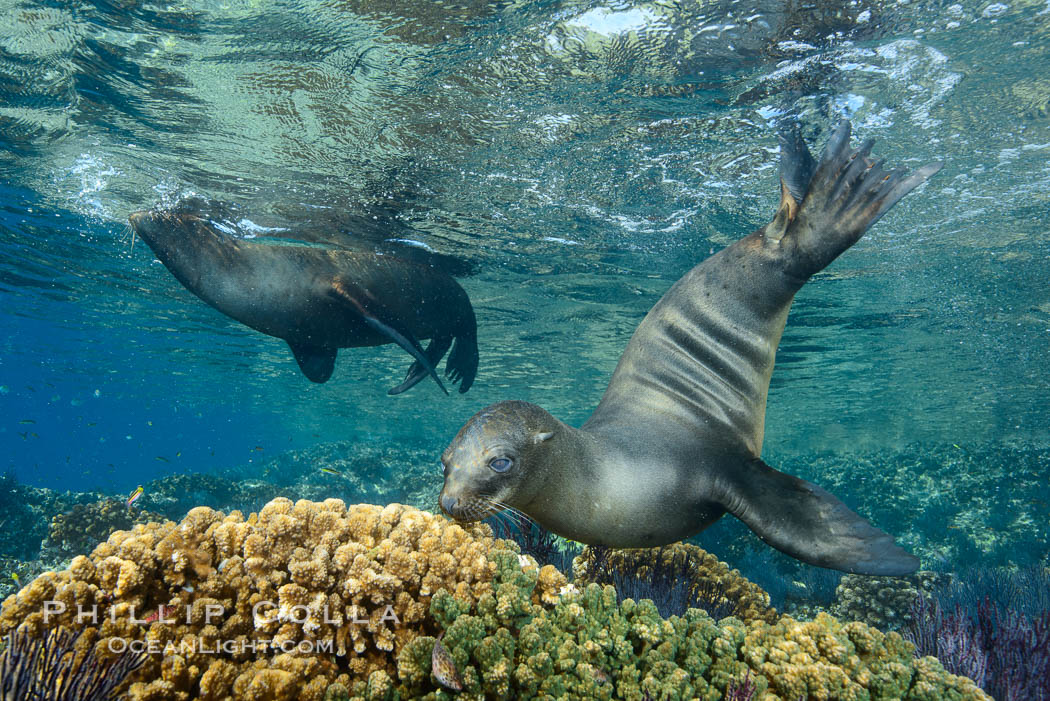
[288,342,337,383]
[388,336,452,395]
[330,279,449,395]
[445,333,478,393]
[721,458,919,575]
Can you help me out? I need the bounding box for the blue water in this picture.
[0,0,1047,545]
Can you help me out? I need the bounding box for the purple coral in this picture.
[0,625,145,701]
[906,593,1050,700]
[725,669,757,701]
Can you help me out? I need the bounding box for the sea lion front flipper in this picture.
[388,335,452,395]
[784,120,943,278]
[329,279,449,395]
[720,458,919,575]
[288,342,337,383]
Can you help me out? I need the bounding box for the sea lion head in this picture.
[439,400,557,523]
[128,198,234,271]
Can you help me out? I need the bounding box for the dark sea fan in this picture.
[906,588,1050,701]
[725,669,757,700]
[487,516,580,573]
[0,625,146,701]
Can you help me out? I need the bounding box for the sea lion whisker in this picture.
[121,222,138,255]
[491,508,528,532]
[487,500,535,530]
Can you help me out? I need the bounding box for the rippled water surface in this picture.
[1,0,1048,494]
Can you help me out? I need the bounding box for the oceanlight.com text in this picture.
[107,637,337,656]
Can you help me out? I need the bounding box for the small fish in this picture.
[17,432,27,440]
[10,572,20,585]
[431,632,463,692]
[176,451,181,458]
[155,456,169,463]
[126,485,144,508]
[593,667,611,685]
[18,419,35,425]
[142,604,173,624]
[253,446,264,452]
[320,466,343,476]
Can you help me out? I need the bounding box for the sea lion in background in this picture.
[129,199,478,394]
[440,122,941,575]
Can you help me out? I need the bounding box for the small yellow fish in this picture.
[10,572,20,585]
[320,467,343,476]
[431,632,463,692]
[126,485,144,508]
[18,419,35,424]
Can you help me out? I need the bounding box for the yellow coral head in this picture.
[439,400,557,523]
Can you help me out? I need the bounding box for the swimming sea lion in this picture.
[129,200,478,394]
[440,122,941,575]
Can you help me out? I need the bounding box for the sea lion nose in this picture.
[440,494,457,515]
[128,211,146,226]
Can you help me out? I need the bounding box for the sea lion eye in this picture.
[488,457,513,473]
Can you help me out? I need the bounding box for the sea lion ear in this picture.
[533,431,554,444]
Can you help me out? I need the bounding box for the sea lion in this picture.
[439,122,941,575]
[129,199,478,394]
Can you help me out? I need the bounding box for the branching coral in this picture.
[0,500,566,701]
[393,553,989,701]
[42,498,164,560]
[831,571,949,632]
[0,498,993,701]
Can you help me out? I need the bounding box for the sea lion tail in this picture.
[771,120,942,279]
[721,457,919,575]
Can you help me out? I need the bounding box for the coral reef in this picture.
[831,571,949,632]
[138,440,447,521]
[0,499,566,701]
[0,498,997,700]
[393,559,988,701]
[0,624,145,700]
[573,543,779,624]
[40,498,166,560]
[0,470,100,560]
[230,440,444,512]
